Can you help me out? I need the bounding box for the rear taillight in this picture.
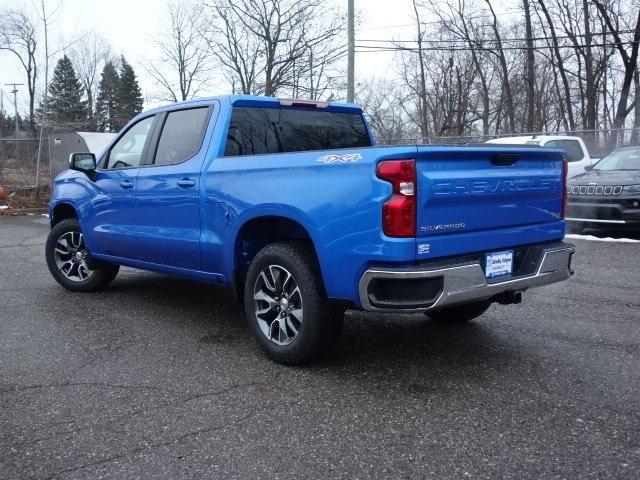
[561,158,568,218]
[376,159,416,237]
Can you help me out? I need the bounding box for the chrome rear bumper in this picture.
[358,243,575,312]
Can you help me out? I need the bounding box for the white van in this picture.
[486,135,594,178]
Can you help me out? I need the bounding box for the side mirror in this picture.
[69,152,96,179]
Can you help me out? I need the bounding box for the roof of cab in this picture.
[140,94,363,117]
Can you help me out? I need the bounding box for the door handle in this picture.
[177,179,196,188]
[119,180,134,189]
[492,154,519,166]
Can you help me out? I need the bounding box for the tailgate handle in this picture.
[492,154,520,166]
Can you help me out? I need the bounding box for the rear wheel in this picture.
[45,218,119,292]
[426,301,491,324]
[244,242,343,365]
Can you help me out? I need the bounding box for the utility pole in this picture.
[5,83,24,136]
[347,0,355,103]
[35,0,51,199]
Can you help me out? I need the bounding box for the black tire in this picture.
[566,221,586,234]
[243,241,343,365]
[426,301,491,324]
[45,218,119,292]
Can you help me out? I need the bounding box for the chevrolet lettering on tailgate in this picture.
[432,178,561,196]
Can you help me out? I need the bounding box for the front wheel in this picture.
[426,301,491,324]
[244,242,343,365]
[45,218,119,292]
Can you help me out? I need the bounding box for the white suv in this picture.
[486,135,594,178]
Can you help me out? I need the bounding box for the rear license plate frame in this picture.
[485,250,514,279]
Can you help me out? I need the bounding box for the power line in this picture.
[357,7,526,31]
[357,29,637,45]
[355,40,639,53]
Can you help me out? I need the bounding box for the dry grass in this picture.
[0,152,51,216]
[0,187,50,217]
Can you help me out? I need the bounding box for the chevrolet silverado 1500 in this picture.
[46,95,574,364]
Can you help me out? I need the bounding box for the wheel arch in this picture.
[50,202,79,226]
[230,213,325,301]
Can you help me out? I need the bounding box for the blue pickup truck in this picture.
[46,95,574,364]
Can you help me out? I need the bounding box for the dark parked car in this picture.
[566,145,640,230]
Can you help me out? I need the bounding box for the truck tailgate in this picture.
[415,145,565,258]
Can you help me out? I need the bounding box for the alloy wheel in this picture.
[253,265,303,346]
[53,231,94,282]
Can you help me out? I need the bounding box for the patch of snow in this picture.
[0,205,8,210]
[565,233,640,244]
[41,213,49,218]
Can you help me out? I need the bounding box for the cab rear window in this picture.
[224,106,371,156]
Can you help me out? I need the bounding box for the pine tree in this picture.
[114,56,143,130]
[46,55,87,130]
[95,61,120,132]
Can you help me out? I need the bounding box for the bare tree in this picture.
[0,9,38,130]
[592,0,640,138]
[632,68,640,143]
[425,0,494,134]
[359,79,418,143]
[411,0,430,139]
[483,0,516,132]
[523,0,536,131]
[207,0,261,94]
[147,1,211,102]
[535,0,575,130]
[289,34,346,100]
[205,0,344,97]
[581,0,596,134]
[68,32,112,124]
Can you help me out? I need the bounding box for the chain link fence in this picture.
[1,127,638,204]
[380,128,640,158]
[0,137,50,206]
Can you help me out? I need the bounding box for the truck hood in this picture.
[569,169,640,186]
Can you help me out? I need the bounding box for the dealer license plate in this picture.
[485,250,513,279]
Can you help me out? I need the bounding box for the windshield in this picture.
[593,147,640,171]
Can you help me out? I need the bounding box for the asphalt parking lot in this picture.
[1,215,639,479]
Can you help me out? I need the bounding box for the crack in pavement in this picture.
[33,372,288,479]
[1,371,286,454]
[0,381,190,397]
[41,403,273,480]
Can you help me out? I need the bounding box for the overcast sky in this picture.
[0,0,514,113]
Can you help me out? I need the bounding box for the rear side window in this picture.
[154,107,210,166]
[224,107,371,156]
[544,140,584,162]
